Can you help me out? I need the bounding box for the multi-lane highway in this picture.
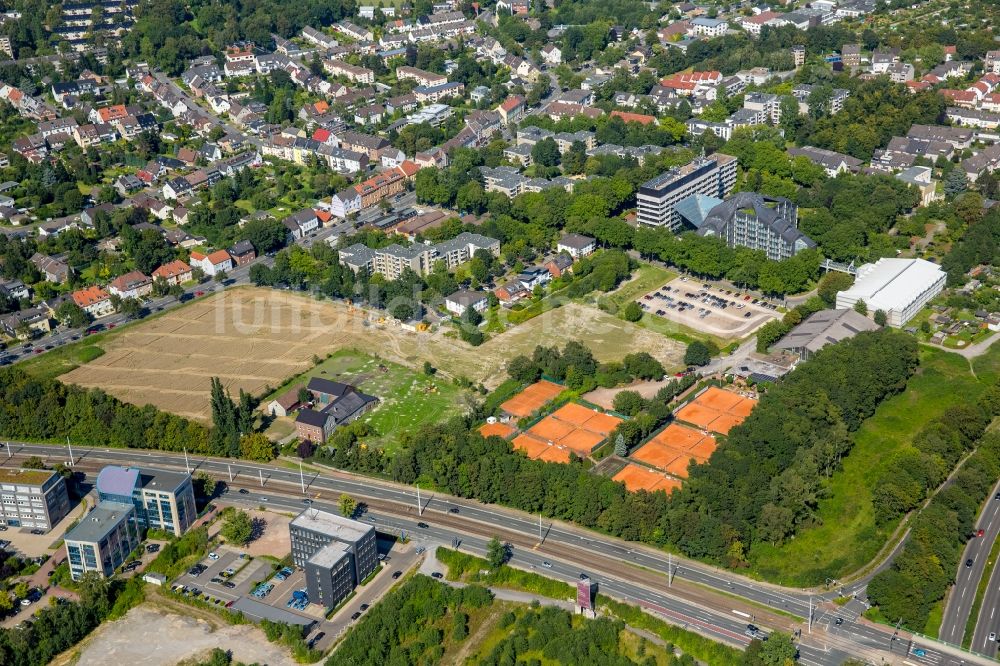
[939,480,1000,647]
[3,443,995,666]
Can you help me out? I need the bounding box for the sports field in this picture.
[613,463,682,493]
[512,403,622,461]
[54,289,684,421]
[674,386,757,435]
[500,380,565,418]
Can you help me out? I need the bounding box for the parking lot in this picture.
[171,546,273,606]
[637,277,780,339]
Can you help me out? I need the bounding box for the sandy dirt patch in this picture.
[60,288,684,421]
[68,604,298,666]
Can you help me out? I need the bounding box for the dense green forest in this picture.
[0,366,209,452]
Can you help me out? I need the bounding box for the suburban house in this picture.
[517,266,553,290]
[556,233,596,258]
[544,253,574,278]
[445,289,488,315]
[109,270,153,299]
[30,253,71,284]
[294,378,379,444]
[190,250,234,276]
[1,307,51,338]
[228,240,257,266]
[71,285,114,318]
[152,260,193,286]
[494,279,529,305]
[283,209,321,239]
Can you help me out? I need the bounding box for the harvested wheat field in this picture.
[59,288,684,422]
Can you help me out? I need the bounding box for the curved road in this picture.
[3,443,996,666]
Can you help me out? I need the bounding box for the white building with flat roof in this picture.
[835,258,946,327]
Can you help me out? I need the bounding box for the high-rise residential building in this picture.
[64,501,140,580]
[637,153,738,230]
[0,468,70,532]
[290,509,378,609]
[96,466,196,537]
[698,192,816,261]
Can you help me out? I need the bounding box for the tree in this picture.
[873,309,887,326]
[684,341,711,367]
[194,471,217,497]
[423,361,436,375]
[816,272,854,307]
[759,631,798,665]
[944,169,968,197]
[612,390,645,416]
[339,493,357,518]
[221,509,253,545]
[12,582,28,600]
[462,305,483,327]
[507,355,540,383]
[239,433,276,462]
[621,301,643,322]
[486,536,509,569]
[117,297,144,319]
[55,301,91,328]
[614,432,628,457]
[530,137,560,167]
[22,456,46,469]
[853,299,868,315]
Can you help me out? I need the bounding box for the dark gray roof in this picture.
[700,193,815,248]
[307,377,352,397]
[558,233,595,250]
[295,409,329,428]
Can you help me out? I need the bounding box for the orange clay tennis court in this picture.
[675,386,757,435]
[613,464,682,493]
[513,433,571,463]
[479,422,516,439]
[499,380,565,418]
[632,423,717,477]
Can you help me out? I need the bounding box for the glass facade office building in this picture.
[95,466,196,537]
[64,501,140,580]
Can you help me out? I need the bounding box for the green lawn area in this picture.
[264,349,469,453]
[749,345,1000,586]
[600,263,677,311]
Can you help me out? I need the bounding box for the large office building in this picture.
[637,153,737,230]
[0,468,70,531]
[697,193,816,261]
[64,501,141,580]
[290,508,378,609]
[96,466,196,537]
[836,258,946,327]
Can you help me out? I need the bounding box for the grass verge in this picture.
[436,547,575,599]
[749,345,997,586]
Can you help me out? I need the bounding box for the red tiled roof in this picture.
[499,95,525,112]
[312,128,331,142]
[611,110,656,125]
[207,249,232,265]
[72,285,109,308]
[152,260,192,280]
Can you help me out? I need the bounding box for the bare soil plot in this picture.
[60,289,683,422]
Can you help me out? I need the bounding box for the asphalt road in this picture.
[939,480,1000,647]
[4,444,995,666]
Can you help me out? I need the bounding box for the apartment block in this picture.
[637,154,738,230]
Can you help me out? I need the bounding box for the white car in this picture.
[991,632,997,642]
[208,552,219,560]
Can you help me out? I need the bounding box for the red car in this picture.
[195,290,204,296]
[108,323,116,329]
[33,349,43,354]
[979,529,986,537]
